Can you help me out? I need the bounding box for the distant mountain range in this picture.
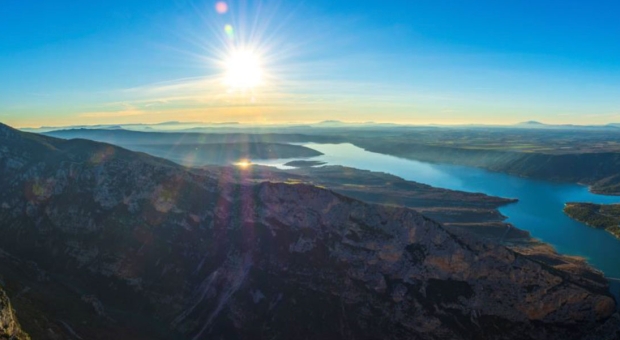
[19,120,620,134]
[515,120,620,130]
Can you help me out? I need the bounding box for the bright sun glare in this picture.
[224,49,263,90]
[234,159,252,168]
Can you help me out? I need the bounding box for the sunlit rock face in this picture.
[0,287,29,340]
[0,122,619,340]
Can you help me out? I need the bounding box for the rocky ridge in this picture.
[0,286,29,340]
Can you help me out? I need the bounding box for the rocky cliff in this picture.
[0,286,29,340]
[0,122,618,339]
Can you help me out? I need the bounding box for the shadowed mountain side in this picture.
[209,165,609,282]
[213,164,524,239]
[1,123,619,339]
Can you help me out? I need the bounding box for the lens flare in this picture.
[234,159,252,168]
[224,24,235,40]
[215,1,228,14]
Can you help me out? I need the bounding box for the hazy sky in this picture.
[1,0,619,127]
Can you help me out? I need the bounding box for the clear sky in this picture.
[1,0,619,127]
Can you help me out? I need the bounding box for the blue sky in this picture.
[1,0,619,127]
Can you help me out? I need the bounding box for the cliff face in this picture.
[0,287,29,340]
[0,123,618,339]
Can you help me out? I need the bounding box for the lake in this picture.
[256,143,620,290]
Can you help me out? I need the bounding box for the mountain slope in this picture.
[0,123,618,339]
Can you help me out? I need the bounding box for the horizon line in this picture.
[9,119,620,130]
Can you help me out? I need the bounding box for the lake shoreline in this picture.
[259,143,620,283]
[351,141,620,196]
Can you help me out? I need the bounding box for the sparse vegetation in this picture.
[564,203,620,239]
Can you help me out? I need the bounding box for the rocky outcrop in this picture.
[227,164,525,243]
[0,122,618,339]
[0,287,29,340]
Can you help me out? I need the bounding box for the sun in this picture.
[223,49,263,90]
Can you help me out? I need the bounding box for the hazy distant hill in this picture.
[514,121,620,130]
[44,128,343,145]
[43,129,339,165]
[516,120,545,126]
[128,143,322,166]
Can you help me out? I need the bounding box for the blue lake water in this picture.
[256,143,620,287]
